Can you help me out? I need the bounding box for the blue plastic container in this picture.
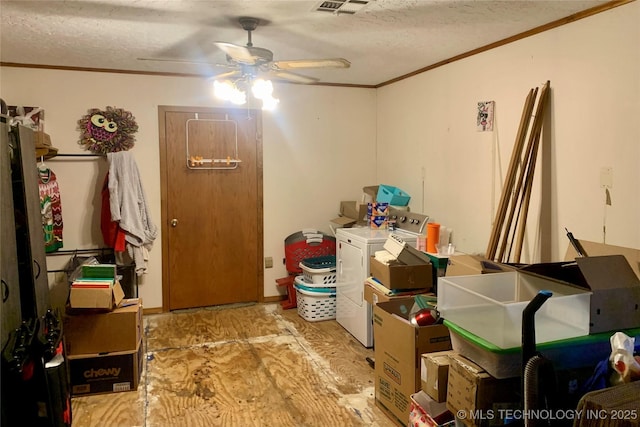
[377,185,411,206]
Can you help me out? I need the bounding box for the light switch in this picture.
[600,167,613,189]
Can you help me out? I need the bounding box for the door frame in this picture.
[158,105,264,312]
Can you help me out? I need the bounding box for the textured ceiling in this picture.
[0,0,616,86]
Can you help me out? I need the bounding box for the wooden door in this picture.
[159,106,263,311]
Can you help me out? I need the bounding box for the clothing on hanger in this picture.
[37,159,63,252]
[101,172,126,252]
[106,151,157,276]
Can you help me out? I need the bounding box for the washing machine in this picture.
[335,209,429,347]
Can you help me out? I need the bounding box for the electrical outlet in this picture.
[264,257,273,269]
[600,167,613,189]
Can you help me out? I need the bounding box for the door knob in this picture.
[171,218,178,227]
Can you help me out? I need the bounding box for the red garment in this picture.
[100,173,126,252]
[38,167,63,252]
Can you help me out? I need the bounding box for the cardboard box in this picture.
[69,340,143,396]
[69,279,125,309]
[363,185,379,203]
[421,350,454,403]
[446,353,519,427]
[364,279,432,305]
[370,216,389,230]
[64,298,143,356]
[522,253,640,334]
[445,254,494,276]
[373,299,451,425]
[564,240,640,279]
[510,241,640,334]
[331,201,368,228]
[573,255,640,333]
[70,264,125,309]
[409,390,454,427]
[368,202,390,216]
[370,257,433,290]
[574,381,640,427]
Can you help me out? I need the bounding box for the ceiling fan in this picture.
[141,17,351,84]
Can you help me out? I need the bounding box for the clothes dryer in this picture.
[335,209,428,347]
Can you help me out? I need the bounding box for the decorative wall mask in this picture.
[78,106,138,154]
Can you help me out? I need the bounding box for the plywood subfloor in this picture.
[71,303,397,427]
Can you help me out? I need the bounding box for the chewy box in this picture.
[69,340,143,396]
[438,271,591,349]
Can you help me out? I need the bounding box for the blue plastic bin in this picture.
[377,185,411,206]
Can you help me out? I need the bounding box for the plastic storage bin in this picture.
[299,255,337,285]
[294,284,336,322]
[376,185,411,206]
[445,319,640,379]
[438,271,591,348]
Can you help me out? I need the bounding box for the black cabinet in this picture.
[0,114,22,347]
[1,122,71,427]
[11,124,52,320]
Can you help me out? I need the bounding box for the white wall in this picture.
[2,1,638,309]
[377,1,639,262]
[0,70,377,309]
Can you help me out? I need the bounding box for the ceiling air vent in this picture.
[315,0,372,15]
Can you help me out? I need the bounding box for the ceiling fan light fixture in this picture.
[261,95,280,111]
[214,80,246,105]
[251,79,273,100]
[213,77,278,110]
[251,79,279,110]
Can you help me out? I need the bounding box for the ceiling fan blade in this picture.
[137,57,225,66]
[214,42,256,64]
[267,70,319,84]
[208,70,242,81]
[271,58,351,70]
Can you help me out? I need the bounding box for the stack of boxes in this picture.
[373,299,452,424]
[403,242,640,427]
[364,235,453,425]
[64,264,143,396]
[330,184,411,231]
[368,202,390,229]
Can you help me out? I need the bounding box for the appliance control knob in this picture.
[400,216,407,222]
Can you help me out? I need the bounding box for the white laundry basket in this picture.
[294,283,336,322]
[299,255,337,285]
